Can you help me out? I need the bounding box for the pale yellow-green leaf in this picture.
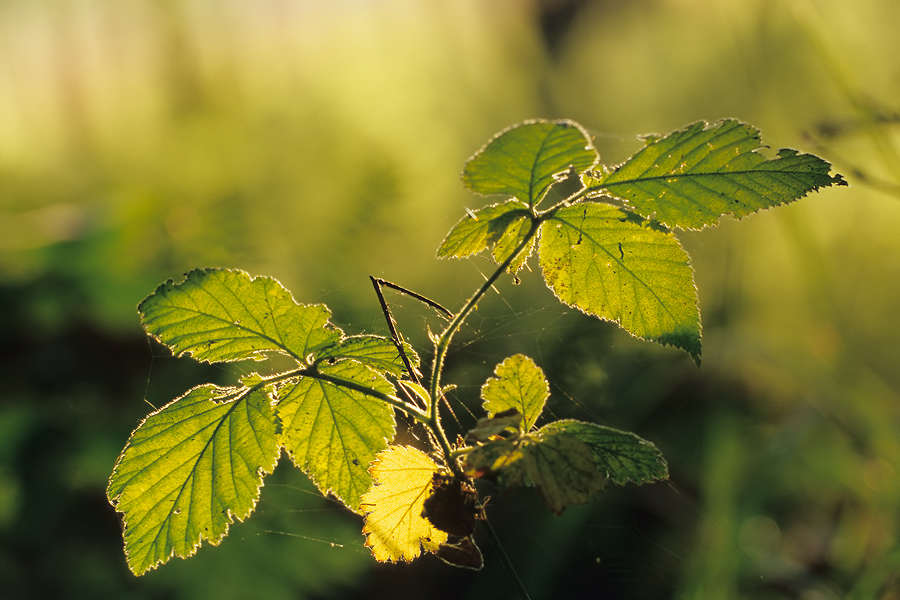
[491,212,536,273]
[139,268,341,363]
[481,354,549,432]
[539,203,701,363]
[360,446,448,562]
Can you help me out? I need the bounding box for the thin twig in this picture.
[370,276,422,390]
[372,277,453,317]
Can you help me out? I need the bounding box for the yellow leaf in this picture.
[360,446,448,562]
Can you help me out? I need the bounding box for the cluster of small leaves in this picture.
[107,117,845,575]
[440,118,846,363]
[358,355,667,566]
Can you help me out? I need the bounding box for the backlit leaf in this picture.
[359,446,448,562]
[277,360,396,512]
[539,203,701,363]
[525,428,607,514]
[542,420,668,485]
[465,410,523,443]
[481,354,548,432]
[437,200,530,260]
[107,383,279,575]
[317,334,418,378]
[463,429,605,514]
[463,120,598,207]
[592,119,848,230]
[140,268,341,363]
[491,212,536,273]
[463,438,526,486]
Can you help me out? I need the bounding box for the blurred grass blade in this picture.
[277,360,397,512]
[107,383,279,575]
[463,120,598,207]
[539,203,701,363]
[592,119,847,230]
[140,268,342,363]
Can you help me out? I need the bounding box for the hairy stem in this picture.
[427,215,543,472]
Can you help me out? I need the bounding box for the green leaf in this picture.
[463,120,598,207]
[277,360,396,513]
[524,428,607,514]
[463,429,605,514]
[539,203,701,362]
[481,354,548,432]
[541,420,668,485]
[592,119,848,230]
[463,437,525,486]
[317,334,418,378]
[106,383,279,575]
[491,212,536,273]
[465,410,524,443]
[140,268,342,363]
[359,445,447,563]
[437,200,530,260]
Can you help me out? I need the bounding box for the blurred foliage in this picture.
[1,0,898,598]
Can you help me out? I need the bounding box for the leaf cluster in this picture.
[107,118,845,574]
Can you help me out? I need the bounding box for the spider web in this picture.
[136,258,696,596]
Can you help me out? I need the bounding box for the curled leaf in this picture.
[464,428,606,514]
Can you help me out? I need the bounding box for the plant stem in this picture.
[426,216,543,471]
[295,368,430,423]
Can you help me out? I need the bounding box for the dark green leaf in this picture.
[592,119,848,230]
[463,120,598,207]
[107,382,279,575]
[525,428,606,514]
[140,268,341,363]
[463,429,605,514]
[542,420,668,485]
[539,203,701,362]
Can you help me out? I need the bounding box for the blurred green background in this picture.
[1,0,898,598]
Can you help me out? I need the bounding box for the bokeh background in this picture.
[2,0,898,598]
